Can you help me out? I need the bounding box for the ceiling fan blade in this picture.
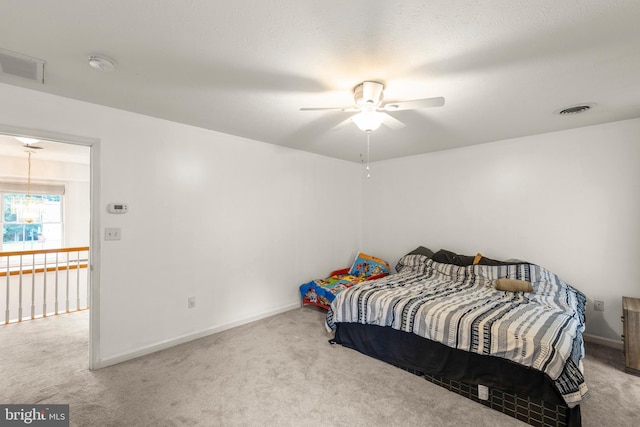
[331,116,355,131]
[381,113,406,130]
[381,96,445,112]
[300,107,359,112]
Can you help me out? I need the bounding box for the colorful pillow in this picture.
[494,278,534,292]
[349,252,390,279]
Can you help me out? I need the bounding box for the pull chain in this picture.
[366,131,371,179]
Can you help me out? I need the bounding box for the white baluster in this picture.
[18,254,23,322]
[43,251,48,317]
[4,256,9,324]
[55,252,59,315]
[76,251,81,311]
[31,253,36,320]
[65,253,70,313]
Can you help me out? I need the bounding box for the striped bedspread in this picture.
[328,254,588,407]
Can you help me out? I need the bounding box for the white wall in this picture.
[362,118,640,343]
[2,80,635,362]
[64,180,91,247]
[0,83,362,364]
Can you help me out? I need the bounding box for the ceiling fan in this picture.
[300,81,445,132]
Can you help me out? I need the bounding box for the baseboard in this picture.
[583,333,624,351]
[92,302,300,369]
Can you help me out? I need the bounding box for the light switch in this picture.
[104,227,121,241]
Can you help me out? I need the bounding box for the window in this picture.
[1,193,64,251]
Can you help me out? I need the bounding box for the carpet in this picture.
[1,307,638,426]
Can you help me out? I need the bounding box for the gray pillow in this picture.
[432,249,475,266]
[407,246,434,258]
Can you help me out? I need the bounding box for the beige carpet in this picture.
[1,307,639,426]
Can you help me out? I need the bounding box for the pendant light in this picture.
[11,141,44,224]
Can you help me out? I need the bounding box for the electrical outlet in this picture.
[478,385,489,400]
[594,299,605,311]
[188,296,196,309]
[104,227,121,241]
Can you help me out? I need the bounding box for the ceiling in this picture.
[0,134,90,165]
[1,0,639,163]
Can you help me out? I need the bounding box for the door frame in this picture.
[0,124,101,369]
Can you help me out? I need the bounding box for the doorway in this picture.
[0,127,98,369]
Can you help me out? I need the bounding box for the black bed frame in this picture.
[331,322,581,427]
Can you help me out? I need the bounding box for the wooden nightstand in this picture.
[622,296,640,376]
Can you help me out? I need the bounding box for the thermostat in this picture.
[108,203,128,214]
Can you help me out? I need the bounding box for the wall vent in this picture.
[559,105,591,115]
[0,48,45,84]
[555,103,596,116]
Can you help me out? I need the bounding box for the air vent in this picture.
[0,48,45,84]
[556,103,595,116]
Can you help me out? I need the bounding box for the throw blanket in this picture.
[328,255,588,407]
[300,274,365,306]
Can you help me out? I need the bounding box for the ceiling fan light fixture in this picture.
[354,81,384,108]
[352,111,384,132]
[15,136,40,145]
[300,80,444,133]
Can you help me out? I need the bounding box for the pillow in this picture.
[395,246,434,272]
[395,254,430,273]
[493,278,533,292]
[349,252,390,279]
[407,246,435,258]
[432,249,475,266]
[477,255,526,266]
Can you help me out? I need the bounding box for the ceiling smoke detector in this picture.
[556,103,595,116]
[88,55,116,72]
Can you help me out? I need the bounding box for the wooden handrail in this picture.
[0,263,88,278]
[0,246,89,257]
[0,246,90,277]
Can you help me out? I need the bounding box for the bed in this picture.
[326,247,587,427]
